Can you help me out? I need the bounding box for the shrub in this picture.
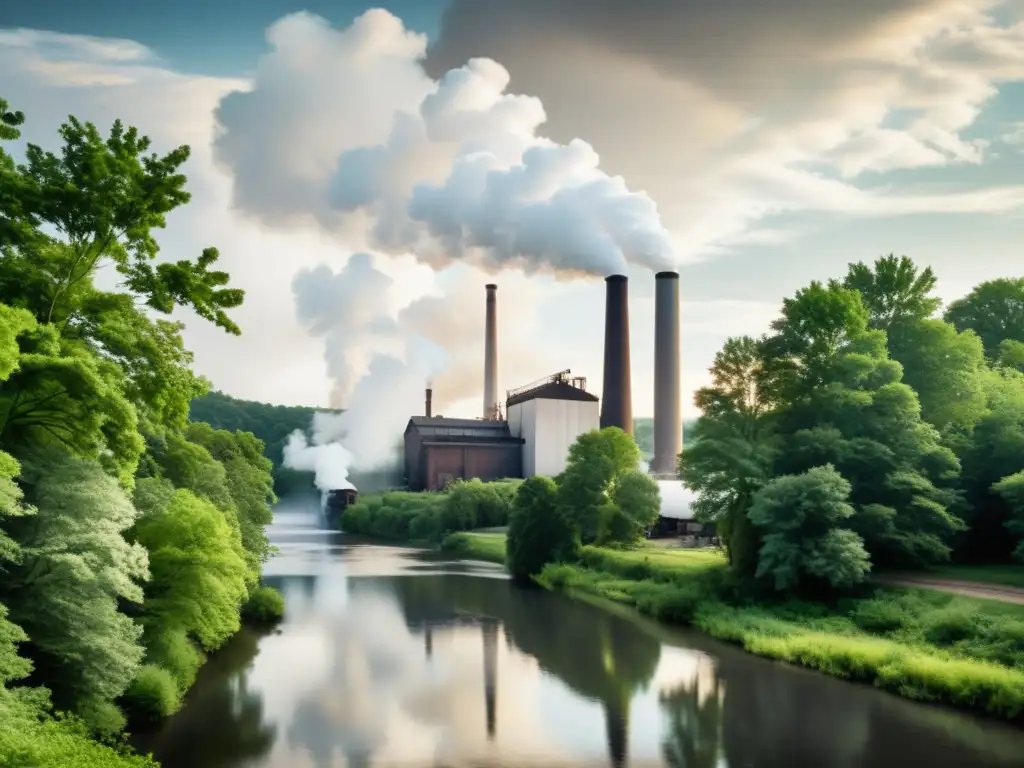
[242,586,285,625]
[506,477,578,583]
[144,627,205,692]
[120,665,180,725]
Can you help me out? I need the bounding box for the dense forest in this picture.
[0,98,283,765]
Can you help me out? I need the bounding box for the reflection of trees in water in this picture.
[383,575,662,767]
[713,644,870,768]
[140,629,276,768]
[659,671,723,768]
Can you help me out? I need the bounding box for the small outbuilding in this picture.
[403,416,524,491]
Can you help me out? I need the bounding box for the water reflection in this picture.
[137,508,1024,768]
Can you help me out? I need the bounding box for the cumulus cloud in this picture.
[425,0,1024,255]
[214,11,676,277]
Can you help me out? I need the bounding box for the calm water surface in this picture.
[137,499,1024,768]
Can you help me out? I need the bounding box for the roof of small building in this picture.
[406,416,515,441]
[506,380,599,408]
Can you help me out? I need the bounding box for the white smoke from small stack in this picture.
[213,10,678,278]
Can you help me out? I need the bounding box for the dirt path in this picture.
[875,575,1024,606]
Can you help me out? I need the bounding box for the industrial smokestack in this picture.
[483,283,499,420]
[425,387,433,418]
[652,271,682,476]
[600,275,633,436]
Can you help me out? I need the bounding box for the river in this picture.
[135,499,1024,768]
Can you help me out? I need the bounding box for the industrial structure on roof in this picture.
[401,270,695,528]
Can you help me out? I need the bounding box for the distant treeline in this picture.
[632,417,699,459]
[189,391,332,496]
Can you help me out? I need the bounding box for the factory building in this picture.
[506,371,599,478]
[403,412,524,492]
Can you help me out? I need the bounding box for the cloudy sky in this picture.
[2,0,1023,421]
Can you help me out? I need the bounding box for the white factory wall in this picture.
[508,397,599,478]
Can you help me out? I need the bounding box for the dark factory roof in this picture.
[506,380,600,408]
[405,416,522,443]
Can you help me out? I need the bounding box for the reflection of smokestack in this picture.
[425,387,433,419]
[605,698,629,768]
[600,275,633,435]
[483,621,498,739]
[483,284,498,420]
[425,628,433,659]
[652,271,681,476]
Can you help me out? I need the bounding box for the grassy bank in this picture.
[441,531,1024,721]
[925,565,1024,589]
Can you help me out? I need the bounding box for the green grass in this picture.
[925,565,1024,589]
[538,563,1024,720]
[441,531,507,564]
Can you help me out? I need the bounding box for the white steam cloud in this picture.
[218,9,659,489]
[214,10,677,277]
[282,253,557,490]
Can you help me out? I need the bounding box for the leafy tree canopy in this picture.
[945,277,1024,360]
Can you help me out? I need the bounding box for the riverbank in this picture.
[441,531,1024,722]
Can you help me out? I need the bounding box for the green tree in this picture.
[842,254,940,331]
[597,470,661,546]
[1,113,243,331]
[679,336,776,571]
[1,448,148,728]
[506,476,577,583]
[945,277,1024,359]
[184,423,276,581]
[766,281,962,568]
[747,465,871,592]
[558,427,640,544]
[843,256,988,433]
[955,368,1024,561]
[131,480,248,686]
[994,471,1024,562]
[997,339,1024,373]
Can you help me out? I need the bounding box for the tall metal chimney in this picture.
[483,283,499,420]
[600,274,633,436]
[425,387,433,419]
[652,271,682,476]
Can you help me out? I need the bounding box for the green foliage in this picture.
[842,255,941,331]
[120,664,180,725]
[1,449,148,725]
[558,427,641,544]
[0,96,277,760]
[339,479,521,543]
[956,368,1024,560]
[242,586,286,625]
[993,472,1024,561]
[945,277,1024,360]
[506,476,578,582]
[747,465,871,592]
[598,470,661,545]
[543,553,1024,719]
[4,114,243,331]
[679,336,776,571]
[997,339,1024,373]
[132,482,249,656]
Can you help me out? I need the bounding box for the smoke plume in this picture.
[214,10,677,277]
[282,252,556,490]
